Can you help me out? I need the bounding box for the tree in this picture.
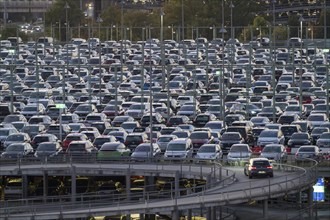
[45,0,84,41]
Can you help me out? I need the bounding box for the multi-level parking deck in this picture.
[0,158,318,219]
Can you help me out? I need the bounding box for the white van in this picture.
[164,138,193,159]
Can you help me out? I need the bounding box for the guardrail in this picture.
[0,158,318,218]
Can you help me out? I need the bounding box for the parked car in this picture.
[131,143,162,160]
[1,143,34,159]
[97,142,131,160]
[124,133,149,151]
[295,145,321,162]
[156,135,178,152]
[244,158,273,179]
[31,133,59,149]
[195,144,223,161]
[3,133,31,149]
[257,129,285,148]
[316,132,330,148]
[260,144,288,162]
[190,130,214,149]
[287,132,312,153]
[227,144,252,163]
[164,138,193,159]
[34,142,63,158]
[220,132,245,154]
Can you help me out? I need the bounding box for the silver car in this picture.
[260,144,288,162]
[227,144,252,163]
[156,135,178,152]
[195,144,223,161]
[131,143,162,160]
[257,129,285,147]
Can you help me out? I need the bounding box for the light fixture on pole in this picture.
[96,15,103,40]
[299,15,305,40]
[64,2,70,43]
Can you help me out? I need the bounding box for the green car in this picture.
[97,142,131,160]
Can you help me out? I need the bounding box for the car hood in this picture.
[228,151,250,158]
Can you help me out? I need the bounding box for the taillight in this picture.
[250,166,256,170]
[267,166,273,169]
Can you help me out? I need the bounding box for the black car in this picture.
[287,132,312,149]
[219,132,244,154]
[244,158,273,179]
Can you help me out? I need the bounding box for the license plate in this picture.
[258,171,266,174]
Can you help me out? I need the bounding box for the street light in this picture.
[160,8,165,90]
[64,2,70,43]
[96,15,103,40]
[299,15,305,40]
[229,0,234,39]
[96,15,103,105]
[219,27,227,121]
[299,15,304,115]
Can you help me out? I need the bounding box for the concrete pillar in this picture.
[187,209,192,220]
[172,208,180,220]
[206,207,211,220]
[125,169,131,201]
[206,174,212,189]
[307,187,313,218]
[211,206,216,220]
[71,166,76,202]
[43,171,48,201]
[263,199,268,219]
[145,214,156,220]
[175,171,180,198]
[22,175,28,199]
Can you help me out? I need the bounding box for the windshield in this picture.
[37,144,55,151]
[263,146,281,153]
[260,131,278,138]
[6,144,24,151]
[198,145,215,153]
[167,143,186,151]
[230,145,248,152]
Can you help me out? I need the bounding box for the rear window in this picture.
[253,160,270,166]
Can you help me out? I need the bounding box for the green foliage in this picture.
[0,25,28,42]
[45,0,84,26]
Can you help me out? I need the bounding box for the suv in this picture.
[124,133,149,151]
[244,158,274,179]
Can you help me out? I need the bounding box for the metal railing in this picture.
[0,159,318,218]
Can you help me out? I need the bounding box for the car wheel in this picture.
[249,175,252,179]
[270,174,274,178]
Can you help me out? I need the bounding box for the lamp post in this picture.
[272,0,276,123]
[97,15,103,105]
[230,0,234,39]
[160,8,165,90]
[96,15,103,40]
[299,15,304,40]
[64,2,70,43]
[220,0,227,122]
[299,15,304,115]
[181,0,184,41]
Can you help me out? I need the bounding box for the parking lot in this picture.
[0,35,329,168]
